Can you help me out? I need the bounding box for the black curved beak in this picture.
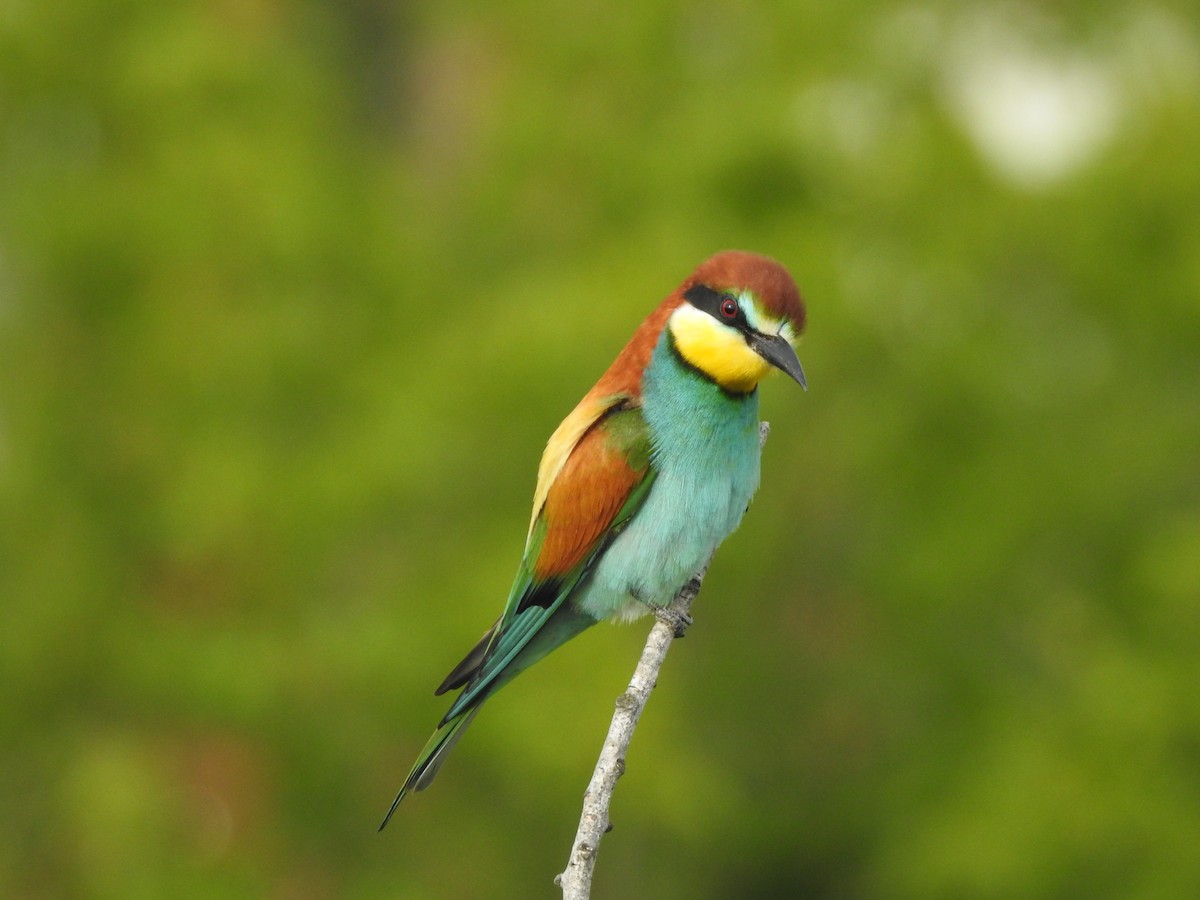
[749,332,807,390]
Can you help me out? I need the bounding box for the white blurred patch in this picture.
[941,12,1120,188]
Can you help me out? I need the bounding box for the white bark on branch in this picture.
[555,421,771,899]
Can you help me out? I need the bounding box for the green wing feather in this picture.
[378,406,656,828]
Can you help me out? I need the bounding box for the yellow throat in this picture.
[668,303,773,394]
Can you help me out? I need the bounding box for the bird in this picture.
[379,250,806,829]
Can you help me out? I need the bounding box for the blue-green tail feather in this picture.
[379,605,598,828]
[378,707,480,831]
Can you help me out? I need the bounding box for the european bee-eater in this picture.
[380,250,806,829]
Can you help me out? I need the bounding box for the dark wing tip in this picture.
[434,623,497,695]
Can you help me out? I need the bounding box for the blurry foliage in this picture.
[2,1,1199,898]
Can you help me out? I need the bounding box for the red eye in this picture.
[720,297,738,318]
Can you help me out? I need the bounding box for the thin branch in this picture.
[555,421,771,899]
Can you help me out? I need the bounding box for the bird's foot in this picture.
[655,605,693,639]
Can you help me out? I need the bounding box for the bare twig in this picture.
[555,421,771,899]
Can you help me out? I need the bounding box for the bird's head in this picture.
[666,250,807,395]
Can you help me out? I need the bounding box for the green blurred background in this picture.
[3,1,1199,897]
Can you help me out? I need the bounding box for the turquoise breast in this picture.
[576,329,762,622]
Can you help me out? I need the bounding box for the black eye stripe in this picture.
[683,283,750,330]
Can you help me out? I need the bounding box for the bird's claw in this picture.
[655,606,693,638]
